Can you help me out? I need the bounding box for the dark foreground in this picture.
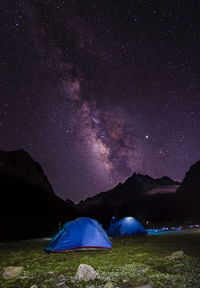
[0,229,200,288]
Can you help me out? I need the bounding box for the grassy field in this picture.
[1,229,200,288]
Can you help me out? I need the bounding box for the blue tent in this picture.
[108,217,147,237]
[44,217,112,252]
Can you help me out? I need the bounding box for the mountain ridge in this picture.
[76,161,200,225]
[0,149,77,240]
[77,172,180,208]
[1,148,200,240]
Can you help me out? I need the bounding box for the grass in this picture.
[1,229,200,288]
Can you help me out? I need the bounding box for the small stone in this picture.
[1,266,23,279]
[135,285,152,288]
[55,285,69,288]
[30,286,38,288]
[18,275,29,279]
[104,282,114,288]
[48,271,55,274]
[54,276,69,287]
[75,264,98,281]
[167,250,185,260]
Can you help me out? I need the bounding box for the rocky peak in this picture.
[78,172,179,214]
[176,160,200,195]
[131,173,178,186]
[0,149,54,194]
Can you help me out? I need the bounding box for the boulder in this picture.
[1,266,23,279]
[75,264,98,281]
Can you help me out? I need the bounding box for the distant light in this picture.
[145,135,149,139]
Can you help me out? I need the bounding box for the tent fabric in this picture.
[44,217,112,252]
[108,216,147,237]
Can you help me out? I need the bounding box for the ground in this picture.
[0,229,200,288]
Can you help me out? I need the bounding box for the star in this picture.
[0,1,200,202]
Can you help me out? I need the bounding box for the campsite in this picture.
[1,1,200,288]
[1,150,200,288]
[1,228,200,288]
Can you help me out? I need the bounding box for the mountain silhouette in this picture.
[0,149,76,240]
[77,173,180,225]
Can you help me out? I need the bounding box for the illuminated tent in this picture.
[108,216,147,237]
[44,217,112,252]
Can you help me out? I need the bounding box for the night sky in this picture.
[1,0,200,203]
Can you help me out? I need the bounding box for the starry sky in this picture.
[0,0,200,203]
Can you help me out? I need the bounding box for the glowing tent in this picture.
[44,217,112,252]
[108,216,147,237]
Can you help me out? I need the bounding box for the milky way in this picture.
[1,1,200,202]
[63,74,144,186]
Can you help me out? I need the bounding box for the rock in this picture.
[18,275,29,279]
[75,264,98,281]
[30,286,38,288]
[167,250,185,260]
[1,266,23,279]
[104,282,114,288]
[48,271,55,275]
[54,276,69,287]
[135,285,152,288]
